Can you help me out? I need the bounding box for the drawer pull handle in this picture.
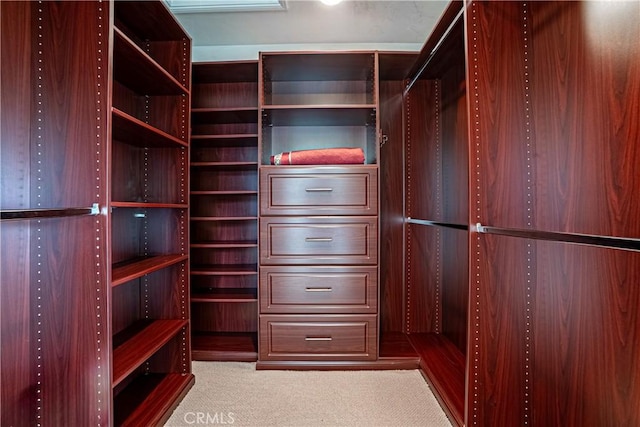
[305,337,332,341]
[305,287,333,292]
[305,187,333,192]
[305,237,333,242]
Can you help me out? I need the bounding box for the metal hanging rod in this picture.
[1,203,100,221]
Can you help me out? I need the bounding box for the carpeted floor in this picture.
[164,362,452,427]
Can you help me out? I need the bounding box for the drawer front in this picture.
[260,266,378,313]
[259,315,378,361]
[260,217,378,265]
[260,166,378,216]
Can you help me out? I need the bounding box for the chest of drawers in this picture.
[258,166,379,365]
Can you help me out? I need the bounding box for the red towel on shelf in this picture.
[270,147,365,165]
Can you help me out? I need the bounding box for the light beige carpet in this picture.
[164,362,452,427]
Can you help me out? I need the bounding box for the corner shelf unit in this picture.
[190,61,260,361]
[110,1,193,425]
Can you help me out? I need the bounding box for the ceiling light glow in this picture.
[320,0,342,6]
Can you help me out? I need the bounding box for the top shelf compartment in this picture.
[114,1,189,41]
[113,29,188,96]
[193,61,259,84]
[261,52,377,107]
[114,1,191,91]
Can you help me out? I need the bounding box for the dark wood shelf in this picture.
[191,108,258,125]
[262,52,375,81]
[192,61,258,83]
[190,190,258,196]
[379,331,420,359]
[111,201,188,209]
[112,319,188,387]
[191,133,259,141]
[112,254,188,287]
[190,216,257,221]
[408,333,465,427]
[262,105,376,127]
[191,240,258,248]
[112,108,188,148]
[192,332,258,361]
[113,28,188,96]
[114,373,195,427]
[191,288,258,303]
[191,264,258,275]
[191,161,258,168]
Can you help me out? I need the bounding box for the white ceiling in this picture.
[171,0,449,62]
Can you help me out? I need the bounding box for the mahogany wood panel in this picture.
[1,3,33,422]
[260,166,378,216]
[191,136,259,163]
[260,266,378,314]
[112,141,186,204]
[405,79,441,221]
[378,52,418,81]
[528,1,640,238]
[405,224,440,334]
[190,246,258,266]
[191,302,258,332]
[533,240,640,425]
[472,233,640,426]
[191,218,258,243]
[191,164,258,192]
[259,314,378,361]
[379,78,407,333]
[1,2,111,425]
[467,3,640,425]
[192,82,258,109]
[471,1,640,238]
[191,193,258,218]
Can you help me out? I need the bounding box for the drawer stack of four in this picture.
[258,166,379,365]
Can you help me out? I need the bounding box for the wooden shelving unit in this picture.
[110,1,193,424]
[0,1,194,424]
[189,61,260,361]
[257,52,381,368]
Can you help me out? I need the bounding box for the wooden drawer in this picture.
[260,166,378,216]
[260,266,377,314]
[260,217,378,265]
[259,315,377,361]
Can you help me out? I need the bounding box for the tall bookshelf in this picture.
[110,1,194,425]
[189,61,260,361]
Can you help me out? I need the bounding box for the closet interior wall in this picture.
[1,2,111,425]
[403,1,640,425]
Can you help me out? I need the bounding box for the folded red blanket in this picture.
[270,147,365,165]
